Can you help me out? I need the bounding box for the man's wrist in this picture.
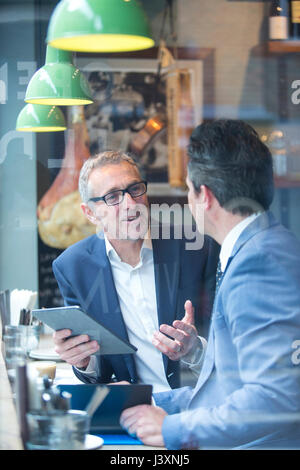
[181,336,205,365]
[76,364,88,371]
[74,355,99,376]
[75,358,90,371]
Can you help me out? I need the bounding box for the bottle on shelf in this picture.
[266,129,288,177]
[269,0,289,40]
[289,0,300,39]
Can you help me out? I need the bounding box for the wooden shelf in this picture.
[252,41,300,56]
[275,176,300,188]
[268,40,300,54]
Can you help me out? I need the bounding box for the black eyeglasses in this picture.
[88,181,148,206]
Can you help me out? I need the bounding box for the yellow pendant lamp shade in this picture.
[47,0,155,53]
[16,104,66,132]
[25,46,93,106]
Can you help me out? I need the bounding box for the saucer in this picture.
[84,434,104,450]
[29,348,61,361]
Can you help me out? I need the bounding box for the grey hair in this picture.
[78,150,140,203]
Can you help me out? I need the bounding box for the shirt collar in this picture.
[104,229,152,264]
[219,212,261,272]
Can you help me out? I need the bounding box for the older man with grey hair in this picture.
[52,150,219,392]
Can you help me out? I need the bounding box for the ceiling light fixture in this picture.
[47,0,154,53]
[25,46,93,106]
[16,104,67,132]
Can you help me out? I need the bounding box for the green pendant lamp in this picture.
[16,104,66,132]
[25,46,93,105]
[47,0,154,53]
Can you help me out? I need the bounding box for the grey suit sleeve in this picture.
[153,386,194,415]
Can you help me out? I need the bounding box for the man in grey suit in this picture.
[120,119,300,449]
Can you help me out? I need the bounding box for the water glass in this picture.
[26,410,90,450]
[4,324,40,355]
[2,333,27,389]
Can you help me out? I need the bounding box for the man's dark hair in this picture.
[187,119,274,215]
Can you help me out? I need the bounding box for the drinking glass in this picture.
[4,324,40,356]
[2,333,27,392]
[26,410,90,450]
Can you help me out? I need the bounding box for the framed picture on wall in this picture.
[76,47,214,194]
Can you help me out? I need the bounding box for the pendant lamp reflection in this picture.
[47,0,154,53]
[25,46,93,106]
[16,104,66,132]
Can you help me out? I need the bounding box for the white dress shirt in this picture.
[104,236,171,393]
[219,213,261,272]
[79,236,171,392]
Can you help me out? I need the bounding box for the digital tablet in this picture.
[31,306,137,355]
[57,384,153,434]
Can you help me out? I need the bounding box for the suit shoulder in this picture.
[230,224,300,285]
[251,222,300,259]
[53,234,101,268]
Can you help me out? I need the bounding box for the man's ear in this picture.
[200,185,214,211]
[81,203,98,226]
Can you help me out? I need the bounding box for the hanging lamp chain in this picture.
[155,0,178,98]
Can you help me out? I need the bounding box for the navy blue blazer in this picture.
[52,230,219,389]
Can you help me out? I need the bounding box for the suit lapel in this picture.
[85,236,128,337]
[152,236,180,372]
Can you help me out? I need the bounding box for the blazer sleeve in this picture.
[161,246,300,449]
[52,259,115,384]
[153,386,194,415]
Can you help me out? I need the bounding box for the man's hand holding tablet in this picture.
[53,328,100,369]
